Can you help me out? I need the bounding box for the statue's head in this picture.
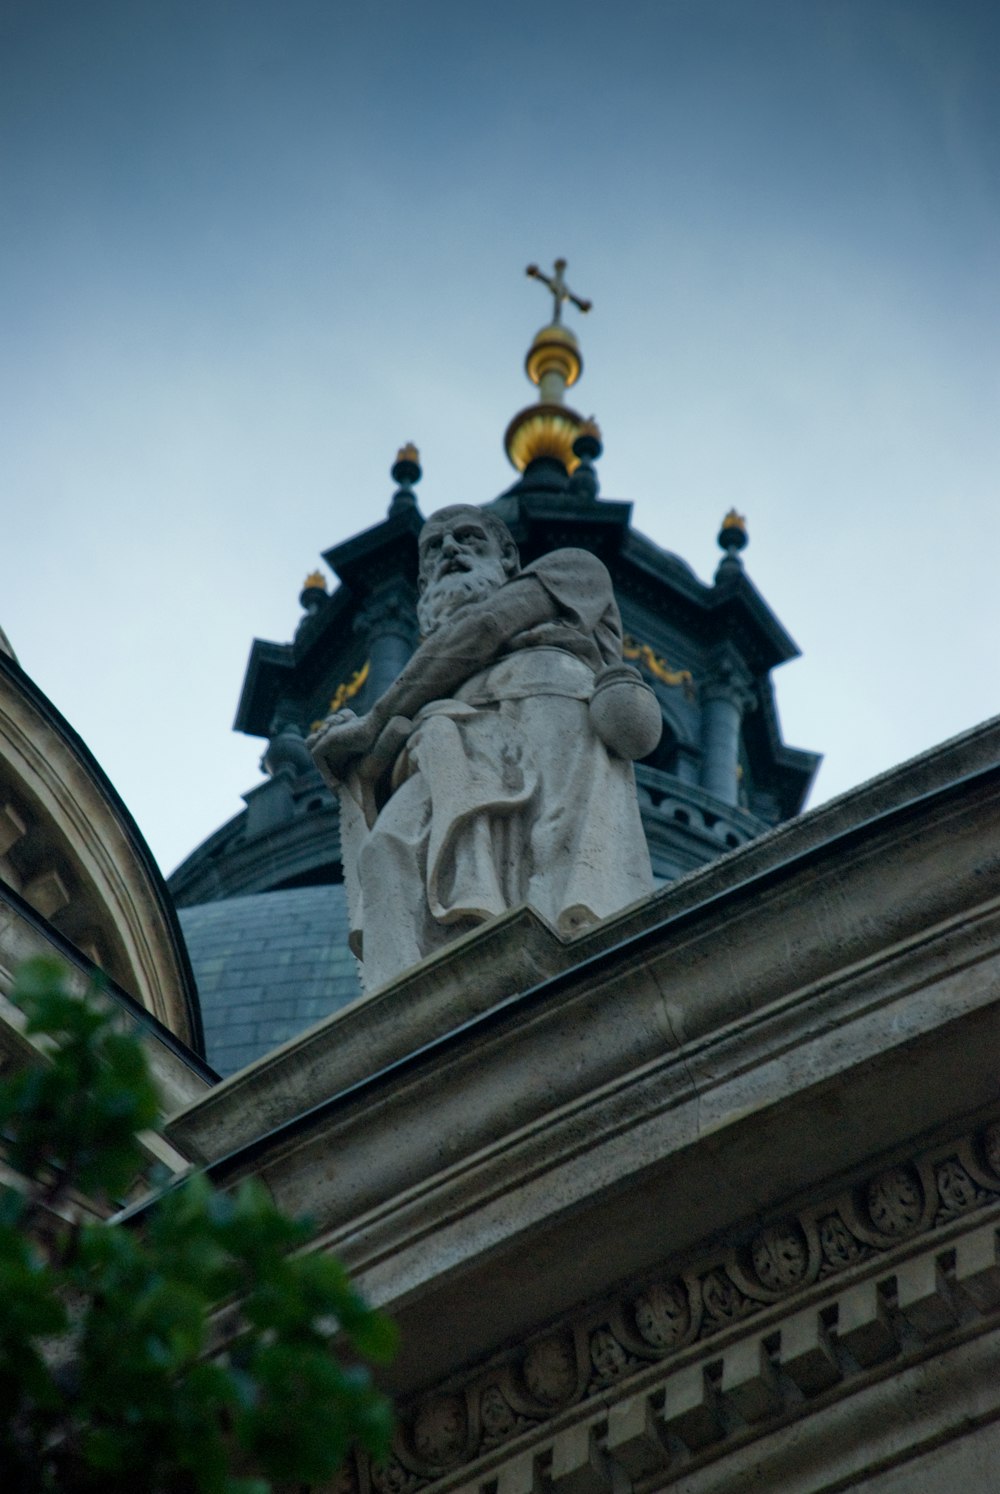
[417,506,520,636]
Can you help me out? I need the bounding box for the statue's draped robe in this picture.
[347,550,655,989]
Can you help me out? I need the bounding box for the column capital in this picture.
[355,586,419,647]
[702,647,755,713]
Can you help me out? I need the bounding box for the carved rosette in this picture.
[730,1217,818,1301]
[934,1157,989,1222]
[371,1456,418,1494]
[520,1333,580,1408]
[864,1165,924,1238]
[410,1395,469,1470]
[700,1269,754,1330]
[751,1221,809,1291]
[632,1279,691,1351]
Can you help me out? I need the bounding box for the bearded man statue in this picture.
[308,505,661,991]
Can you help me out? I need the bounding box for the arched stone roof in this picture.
[0,651,201,1050]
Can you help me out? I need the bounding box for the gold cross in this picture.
[525,258,592,325]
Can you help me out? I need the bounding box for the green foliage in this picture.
[0,957,397,1494]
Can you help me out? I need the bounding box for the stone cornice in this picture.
[158,718,1000,1409]
[168,713,1000,1168]
[343,1116,1000,1494]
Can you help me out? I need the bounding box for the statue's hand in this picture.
[307,709,381,778]
[306,706,357,744]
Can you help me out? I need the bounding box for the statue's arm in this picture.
[309,575,557,777]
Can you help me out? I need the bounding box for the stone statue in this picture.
[308,506,661,990]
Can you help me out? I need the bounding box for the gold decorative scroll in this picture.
[312,662,373,729]
[328,661,370,714]
[622,636,692,689]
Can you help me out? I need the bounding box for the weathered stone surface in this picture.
[778,1307,841,1394]
[605,1393,671,1479]
[165,904,570,1162]
[954,1223,1000,1310]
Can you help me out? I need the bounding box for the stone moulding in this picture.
[0,655,201,1051]
[336,1117,1000,1494]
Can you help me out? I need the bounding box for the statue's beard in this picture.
[417,556,508,637]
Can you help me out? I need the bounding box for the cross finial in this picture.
[526,258,592,325]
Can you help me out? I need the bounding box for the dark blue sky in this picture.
[2,0,998,870]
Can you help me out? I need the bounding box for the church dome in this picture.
[171,268,818,1072]
[178,885,360,1076]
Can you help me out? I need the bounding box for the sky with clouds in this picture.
[1,0,998,877]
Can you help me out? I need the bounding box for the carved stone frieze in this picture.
[371,1454,420,1494]
[345,1116,1000,1492]
[479,1385,525,1446]
[410,1395,468,1469]
[698,1269,755,1331]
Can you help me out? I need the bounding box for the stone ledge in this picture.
[167,904,570,1162]
[169,716,1000,1169]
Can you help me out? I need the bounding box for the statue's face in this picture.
[417,510,512,637]
[419,513,504,590]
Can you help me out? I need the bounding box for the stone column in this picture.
[700,651,754,806]
[357,587,419,703]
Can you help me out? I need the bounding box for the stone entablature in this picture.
[166,712,1000,1397]
[342,1119,1000,1494]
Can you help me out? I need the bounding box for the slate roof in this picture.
[178,886,361,1077]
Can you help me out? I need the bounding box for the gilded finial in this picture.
[389,442,422,517]
[505,259,597,473]
[716,509,749,581]
[299,569,329,624]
